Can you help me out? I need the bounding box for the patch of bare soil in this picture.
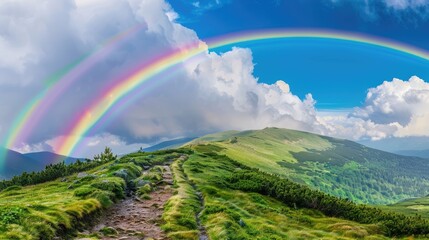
[78,165,173,240]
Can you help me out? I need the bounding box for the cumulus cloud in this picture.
[2,0,429,157]
[0,0,320,157]
[317,76,429,141]
[106,47,321,144]
[0,0,200,145]
[351,76,429,138]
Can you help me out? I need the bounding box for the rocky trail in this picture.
[78,164,174,240]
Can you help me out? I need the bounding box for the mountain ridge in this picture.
[0,148,80,179]
[190,127,429,204]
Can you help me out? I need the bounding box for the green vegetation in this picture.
[0,148,180,239]
[0,158,100,191]
[162,156,200,239]
[2,128,429,239]
[228,167,429,237]
[382,195,429,220]
[189,128,429,204]
[177,147,390,239]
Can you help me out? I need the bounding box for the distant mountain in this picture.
[24,151,80,165]
[394,149,429,159]
[359,136,429,157]
[143,137,197,152]
[0,149,80,180]
[191,127,429,204]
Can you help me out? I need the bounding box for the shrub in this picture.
[74,186,97,197]
[0,207,28,225]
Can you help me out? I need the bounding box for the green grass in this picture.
[161,156,200,239]
[0,150,180,239]
[3,139,429,239]
[0,163,112,239]
[382,196,429,220]
[190,128,429,205]
[179,150,391,240]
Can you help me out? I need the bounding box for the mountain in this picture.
[394,149,429,159]
[0,148,43,179]
[1,144,426,239]
[143,137,197,152]
[24,151,80,165]
[190,127,429,204]
[0,149,80,180]
[359,137,429,158]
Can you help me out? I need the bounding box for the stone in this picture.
[77,172,88,178]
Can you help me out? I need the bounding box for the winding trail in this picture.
[78,165,173,240]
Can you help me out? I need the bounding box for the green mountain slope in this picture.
[162,144,429,239]
[189,127,429,204]
[382,195,429,219]
[2,146,429,239]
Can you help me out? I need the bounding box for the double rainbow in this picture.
[5,29,429,158]
[1,24,146,161]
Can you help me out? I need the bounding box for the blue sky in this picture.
[1,0,429,157]
[170,0,429,108]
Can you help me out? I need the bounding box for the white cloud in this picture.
[2,0,429,158]
[384,0,429,10]
[331,0,429,18]
[108,47,322,144]
[187,0,230,15]
[12,142,49,154]
[318,76,429,141]
[0,0,200,145]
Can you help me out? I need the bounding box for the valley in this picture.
[1,128,429,239]
[190,128,429,204]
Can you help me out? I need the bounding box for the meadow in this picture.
[190,128,429,204]
[2,128,429,239]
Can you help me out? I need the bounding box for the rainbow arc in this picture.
[4,29,429,159]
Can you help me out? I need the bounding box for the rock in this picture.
[77,172,88,178]
[143,165,150,170]
[238,219,246,227]
[113,169,130,180]
[162,180,173,185]
[134,179,151,187]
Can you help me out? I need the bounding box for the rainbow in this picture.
[7,29,429,157]
[2,23,146,162]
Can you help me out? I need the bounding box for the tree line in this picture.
[0,147,117,191]
[227,168,429,237]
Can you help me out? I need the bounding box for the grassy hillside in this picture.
[162,144,429,239]
[172,150,388,239]
[189,127,429,204]
[382,195,429,219]
[143,137,197,152]
[1,145,429,239]
[0,149,183,239]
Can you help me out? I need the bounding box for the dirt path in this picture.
[78,165,173,240]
